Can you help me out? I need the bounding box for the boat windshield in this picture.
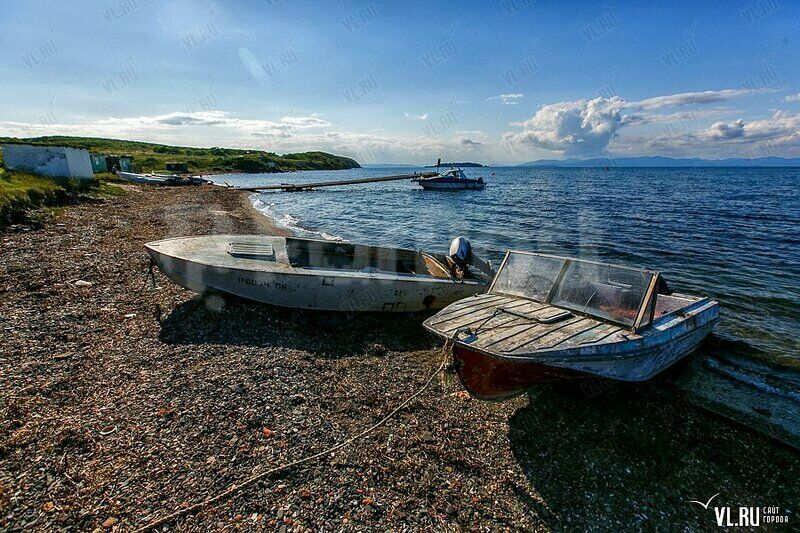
[440,168,465,178]
[490,252,657,328]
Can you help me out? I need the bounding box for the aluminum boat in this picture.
[145,235,494,312]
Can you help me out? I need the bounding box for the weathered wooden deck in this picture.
[424,294,627,354]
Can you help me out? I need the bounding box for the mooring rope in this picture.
[135,356,449,531]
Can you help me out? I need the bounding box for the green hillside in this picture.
[0,136,361,174]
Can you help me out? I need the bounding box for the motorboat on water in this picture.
[145,235,495,312]
[424,251,719,400]
[413,167,486,190]
[118,172,209,186]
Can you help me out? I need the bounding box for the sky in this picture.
[0,0,799,164]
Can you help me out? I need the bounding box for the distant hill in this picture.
[518,156,800,167]
[0,136,361,174]
[425,162,485,168]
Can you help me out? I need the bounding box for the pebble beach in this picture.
[1,184,798,531]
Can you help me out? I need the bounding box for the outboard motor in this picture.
[448,236,472,276]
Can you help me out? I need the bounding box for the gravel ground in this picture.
[1,184,798,531]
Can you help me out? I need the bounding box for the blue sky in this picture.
[1,0,798,164]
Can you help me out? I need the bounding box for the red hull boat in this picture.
[424,251,719,401]
[453,343,591,400]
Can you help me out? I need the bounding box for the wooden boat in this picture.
[145,235,495,312]
[413,168,486,190]
[423,251,719,399]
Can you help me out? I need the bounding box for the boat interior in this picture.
[424,251,704,354]
[285,237,461,279]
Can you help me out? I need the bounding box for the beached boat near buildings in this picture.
[118,172,209,186]
[413,167,486,190]
[424,251,719,400]
[145,235,494,312]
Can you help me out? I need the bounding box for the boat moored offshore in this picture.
[413,167,486,190]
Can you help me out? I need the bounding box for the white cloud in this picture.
[699,119,746,140]
[628,88,776,110]
[278,114,330,128]
[403,112,428,120]
[0,110,496,165]
[624,111,800,157]
[785,93,800,102]
[487,93,524,105]
[504,96,626,155]
[504,88,786,156]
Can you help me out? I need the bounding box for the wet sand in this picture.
[1,184,797,531]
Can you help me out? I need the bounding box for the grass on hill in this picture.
[0,169,124,229]
[0,136,361,174]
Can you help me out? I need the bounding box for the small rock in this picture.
[74,280,93,287]
[124,313,136,319]
[445,504,456,515]
[102,517,118,528]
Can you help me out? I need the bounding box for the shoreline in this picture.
[1,184,798,530]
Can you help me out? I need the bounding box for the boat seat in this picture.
[228,242,275,259]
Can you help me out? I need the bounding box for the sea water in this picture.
[211,166,800,372]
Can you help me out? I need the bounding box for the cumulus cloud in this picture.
[487,93,524,105]
[404,112,428,120]
[785,93,800,102]
[629,111,800,157]
[504,88,783,156]
[504,96,626,155]
[699,119,746,140]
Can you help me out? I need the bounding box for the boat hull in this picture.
[416,180,485,190]
[453,343,592,400]
[145,238,487,312]
[450,319,716,400]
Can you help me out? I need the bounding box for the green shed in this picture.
[90,154,108,173]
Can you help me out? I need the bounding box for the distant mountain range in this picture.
[518,156,800,167]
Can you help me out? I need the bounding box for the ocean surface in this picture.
[210,166,800,372]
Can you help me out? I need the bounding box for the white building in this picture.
[2,144,94,179]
